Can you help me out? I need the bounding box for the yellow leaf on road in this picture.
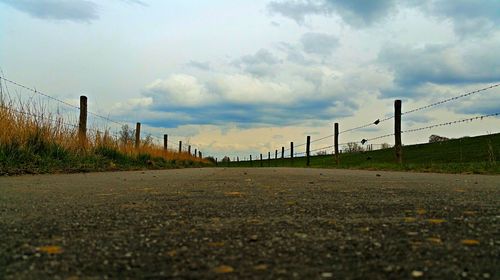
[427,219,446,224]
[213,265,234,274]
[461,239,480,246]
[224,192,243,197]
[416,209,427,215]
[37,245,63,254]
[426,237,442,244]
[404,217,417,223]
[208,242,225,248]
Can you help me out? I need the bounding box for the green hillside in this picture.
[224,133,500,174]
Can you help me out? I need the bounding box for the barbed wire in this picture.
[0,76,81,111]
[402,112,500,134]
[310,134,334,143]
[402,83,500,116]
[0,104,79,129]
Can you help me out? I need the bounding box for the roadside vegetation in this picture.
[0,97,211,176]
[224,133,500,174]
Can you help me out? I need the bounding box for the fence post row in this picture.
[78,96,87,145]
[334,123,339,165]
[135,122,141,148]
[394,100,403,164]
[306,136,311,167]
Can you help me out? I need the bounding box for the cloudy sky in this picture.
[1,0,499,159]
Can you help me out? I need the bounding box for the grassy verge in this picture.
[224,133,500,174]
[0,98,212,176]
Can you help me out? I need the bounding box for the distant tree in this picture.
[381,143,391,149]
[429,134,449,143]
[118,124,134,146]
[142,134,154,148]
[345,142,364,153]
[205,156,216,164]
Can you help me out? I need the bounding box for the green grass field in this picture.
[223,133,500,174]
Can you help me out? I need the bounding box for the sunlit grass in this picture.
[0,94,210,175]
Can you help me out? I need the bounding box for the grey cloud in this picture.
[269,0,500,37]
[0,0,99,22]
[234,49,281,77]
[267,0,326,24]
[378,43,500,90]
[187,60,211,71]
[300,32,339,56]
[415,0,500,37]
[268,0,396,27]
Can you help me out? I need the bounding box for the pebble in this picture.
[321,272,333,278]
[412,270,423,278]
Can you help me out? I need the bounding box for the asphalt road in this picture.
[0,168,499,279]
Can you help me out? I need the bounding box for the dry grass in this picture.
[0,91,209,175]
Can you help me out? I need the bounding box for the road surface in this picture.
[1,168,499,279]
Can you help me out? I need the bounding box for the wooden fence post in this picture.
[135,122,141,149]
[199,151,202,158]
[268,152,271,167]
[290,142,294,166]
[281,146,284,166]
[275,149,278,160]
[334,123,339,165]
[250,155,253,167]
[78,96,87,146]
[163,134,168,150]
[394,100,403,164]
[260,154,263,167]
[215,158,218,166]
[178,141,182,153]
[306,136,311,166]
[194,148,197,157]
[188,145,191,155]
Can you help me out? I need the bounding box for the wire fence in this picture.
[222,82,499,166]
[0,76,205,156]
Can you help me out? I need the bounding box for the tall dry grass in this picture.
[0,88,209,174]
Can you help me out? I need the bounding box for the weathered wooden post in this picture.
[268,152,271,167]
[163,134,168,150]
[260,153,263,167]
[178,141,182,153]
[188,145,191,155]
[275,149,278,160]
[78,96,87,146]
[394,100,402,164]
[199,151,202,158]
[194,148,197,157]
[334,123,339,165]
[306,136,311,166]
[250,155,253,167]
[135,122,141,148]
[281,146,284,166]
[215,158,218,166]
[290,142,294,166]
